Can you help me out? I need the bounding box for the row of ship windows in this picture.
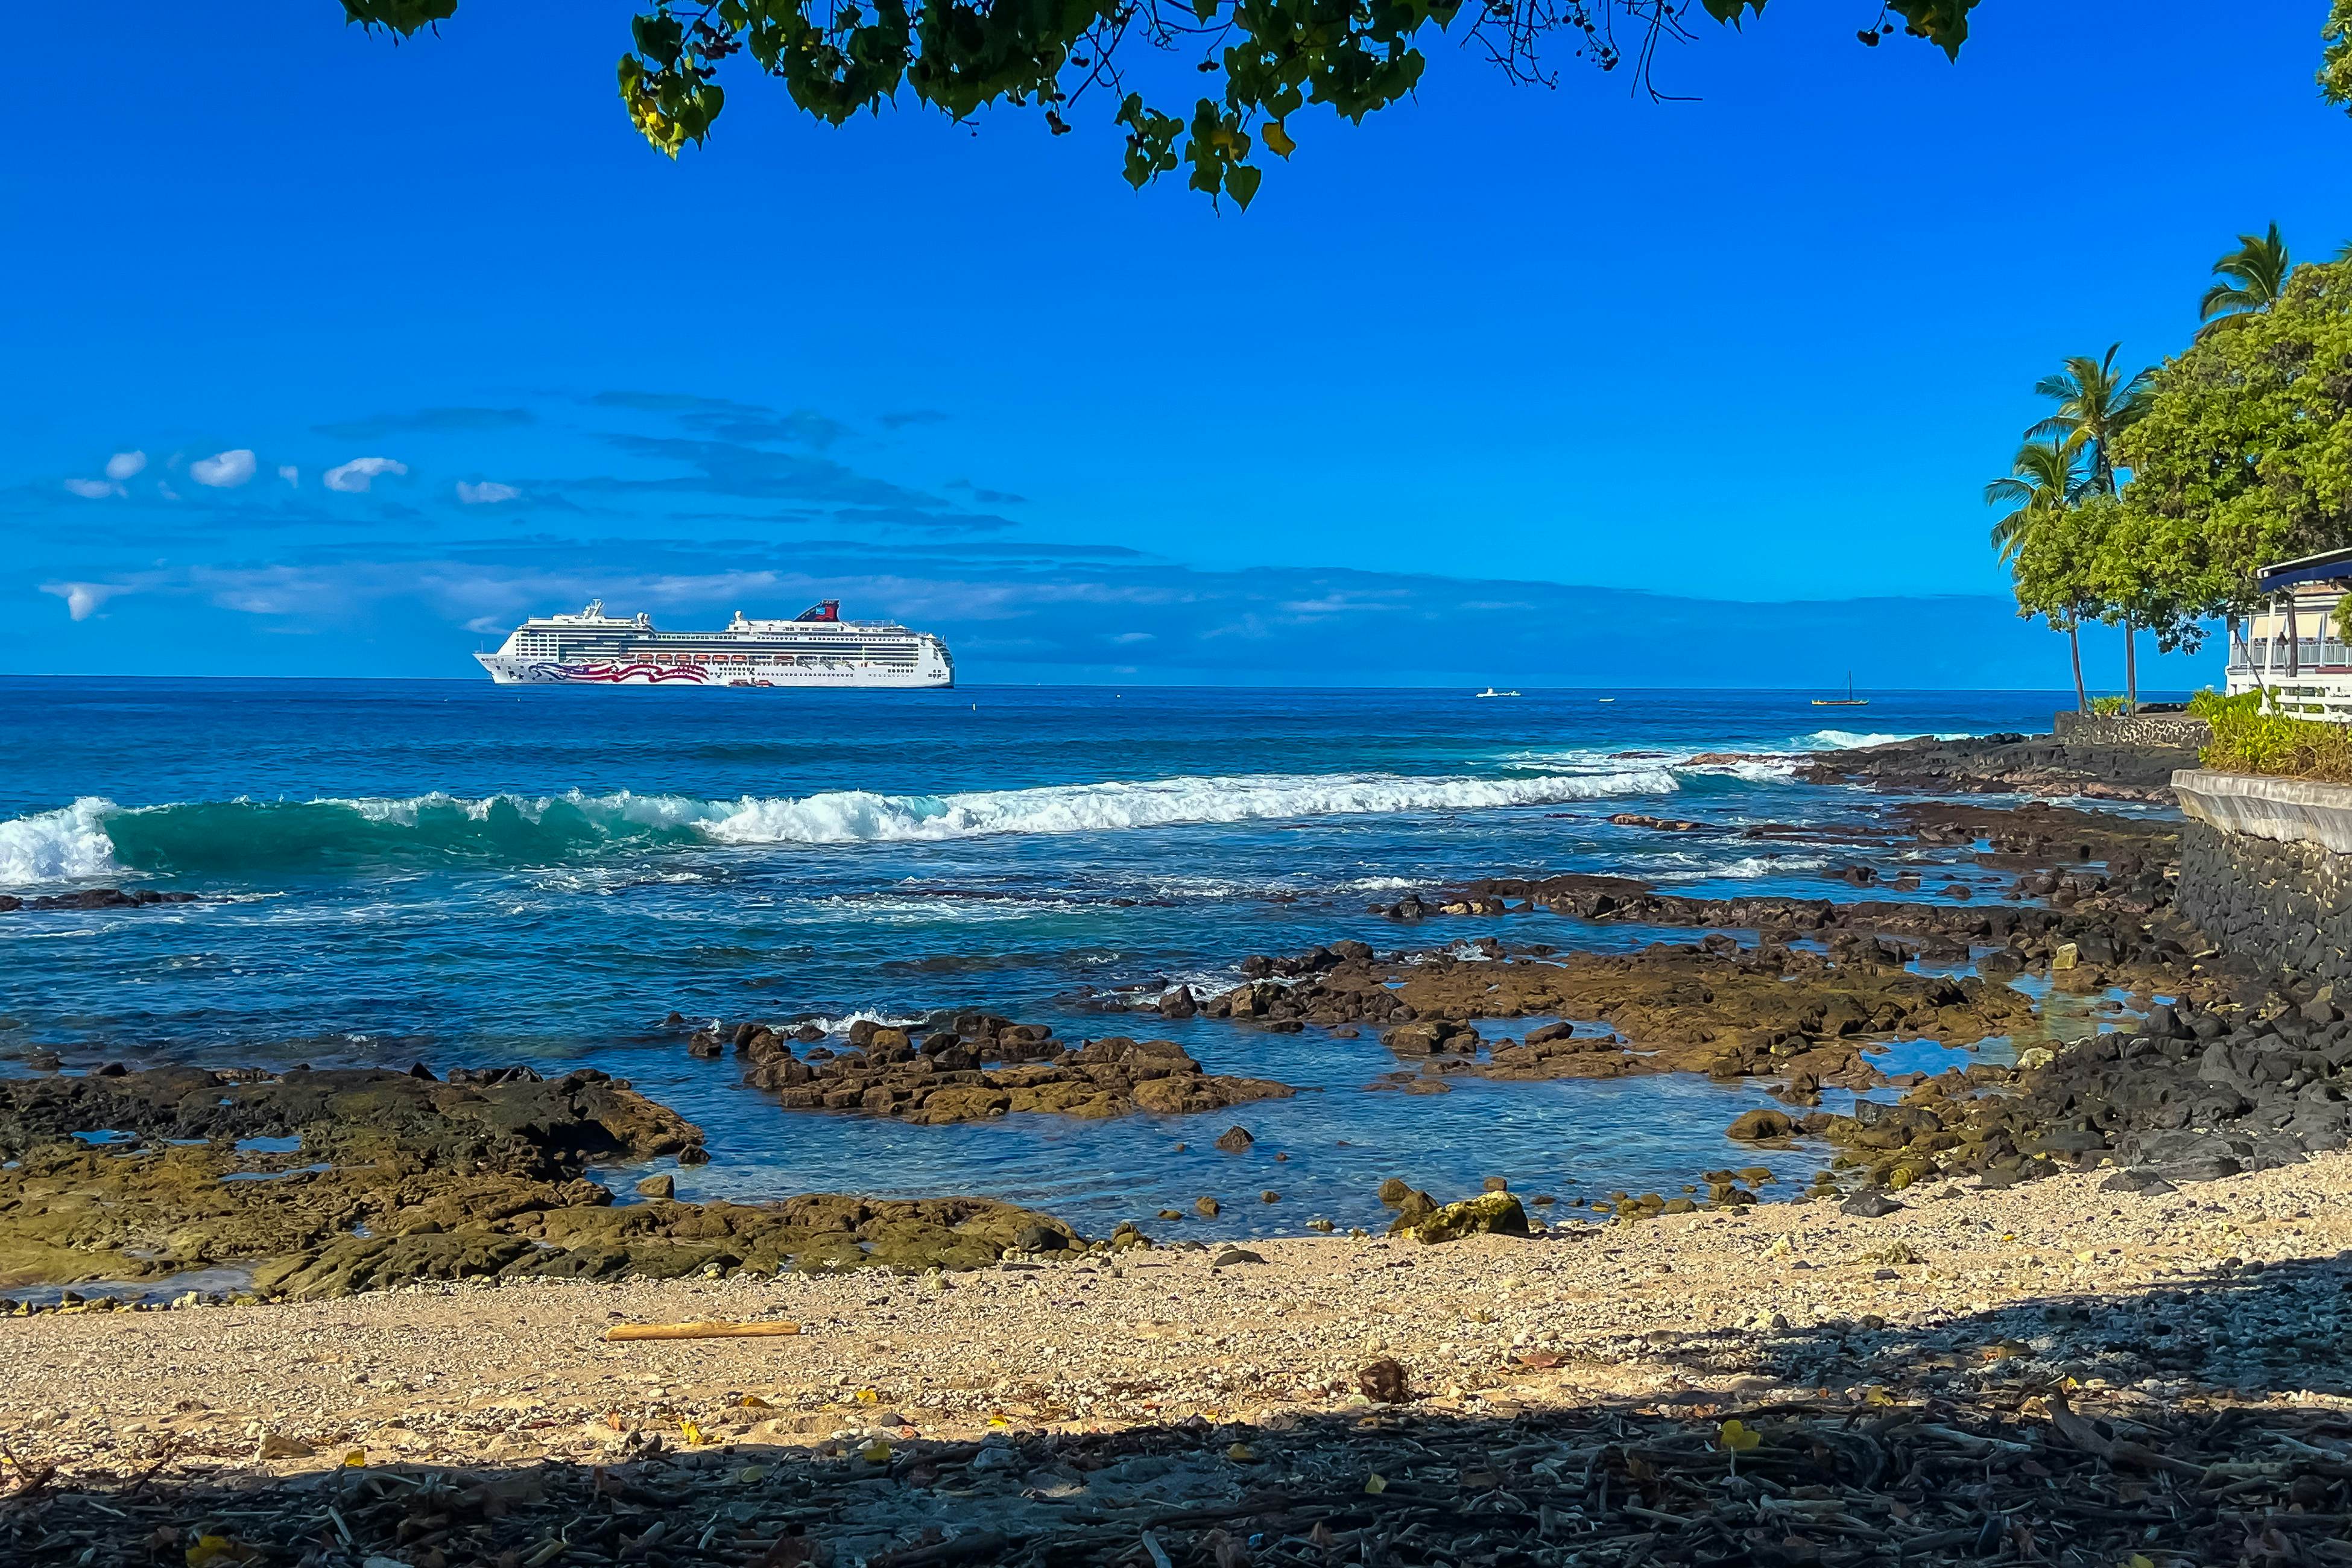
[516,641,917,663]
[657,654,915,666]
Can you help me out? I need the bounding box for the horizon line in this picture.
[0,672,2201,697]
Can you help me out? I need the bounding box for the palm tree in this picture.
[2025,345,2155,707]
[2025,345,2154,496]
[1987,438,2093,713]
[2200,222,2291,327]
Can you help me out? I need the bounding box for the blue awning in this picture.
[2257,548,2352,593]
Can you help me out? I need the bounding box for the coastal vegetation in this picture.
[1988,229,2352,711]
[332,2,2352,206]
[2192,687,2352,783]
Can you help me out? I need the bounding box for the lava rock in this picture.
[1402,1191,1531,1244]
[1840,1190,1906,1218]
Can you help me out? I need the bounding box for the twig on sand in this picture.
[604,1320,803,1342]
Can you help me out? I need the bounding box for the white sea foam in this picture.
[1682,759,1803,783]
[692,770,1677,846]
[0,797,124,886]
[1500,746,1804,785]
[1713,854,1831,878]
[0,768,1679,883]
[799,1009,929,1037]
[1799,730,1977,751]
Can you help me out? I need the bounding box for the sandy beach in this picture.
[7,1149,2344,1474]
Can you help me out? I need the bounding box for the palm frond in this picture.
[1984,438,2084,567]
[2202,222,2291,320]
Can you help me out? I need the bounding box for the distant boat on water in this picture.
[1476,688,1521,698]
[1812,673,1870,708]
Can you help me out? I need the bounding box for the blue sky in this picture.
[3,1,2346,687]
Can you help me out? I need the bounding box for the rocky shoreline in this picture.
[0,1067,1078,1298]
[1794,729,2201,801]
[20,735,2352,1562]
[0,785,2313,1314]
[0,887,201,914]
[727,1014,1294,1124]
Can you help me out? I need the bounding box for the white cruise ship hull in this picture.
[475,653,950,689]
[476,599,953,690]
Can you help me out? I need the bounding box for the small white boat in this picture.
[1475,687,1522,698]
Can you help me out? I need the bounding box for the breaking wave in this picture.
[0,768,1677,884]
[0,798,122,885]
[1799,730,1977,751]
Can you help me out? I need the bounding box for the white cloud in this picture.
[456,480,520,505]
[63,478,118,499]
[190,449,258,487]
[324,456,408,493]
[157,482,181,501]
[104,450,147,481]
[40,581,125,621]
[277,465,300,486]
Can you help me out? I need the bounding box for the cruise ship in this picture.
[473,600,954,688]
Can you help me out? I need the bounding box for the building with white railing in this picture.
[2228,547,2352,720]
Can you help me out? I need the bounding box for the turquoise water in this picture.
[0,680,2090,1234]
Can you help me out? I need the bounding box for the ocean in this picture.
[0,680,2098,1236]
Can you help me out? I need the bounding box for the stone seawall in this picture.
[2053,710,2212,748]
[2175,768,2352,985]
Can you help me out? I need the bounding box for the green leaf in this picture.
[632,11,686,65]
[1885,0,1976,60]
[2323,0,2352,112]
[1701,0,1767,25]
[339,0,458,34]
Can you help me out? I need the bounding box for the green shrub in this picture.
[2088,695,2126,716]
[2192,688,2352,782]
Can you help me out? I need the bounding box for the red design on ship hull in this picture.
[532,662,712,684]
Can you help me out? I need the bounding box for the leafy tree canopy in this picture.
[2114,256,2352,625]
[2327,0,2352,110]
[2005,487,2111,640]
[338,0,2001,207]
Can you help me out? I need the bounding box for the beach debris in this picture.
[604,1320,802,1341]
[17,1299,2352,1568]
[1356,1358,1409,1402]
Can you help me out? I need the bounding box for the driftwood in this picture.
[604,1319,803,1341]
